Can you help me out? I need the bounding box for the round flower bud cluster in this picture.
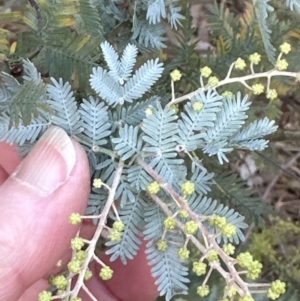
[113,220,125,232]
[279,42,291,54]
[276,59,288,71]
[84,268,93,281]
[164,216,177,230]
[209,214,227,228]
[200,66,212,78]
[207,250,220,263]
[197,284,210,297]
[109,230,122,241]
[157,239,168,251]
[222,91,234,99]
[266,89,278,100]
[239,295,255,301]
[38,291,52,301]
[235,58,246,70]
[50,274,68,290]
[227,286,237,298]
[68,258,83,274]
[109,220,125,242]
[75,250,88,262]
[170,69,182,81]
[71,236,85,251]
[267,280,286,300]
[251,83,264,95]
[223,243,235,255]
[69,212,82,225]
[236,252,262,280]
[147,181,160,194]
[179,209,189,218]
[67,250,88,274]
[93,178,102,188]
[181,180,195,195]
[100,265,114,280]
[208,76,219,87]
[249,53,261,65]
[193,101,204,112]
[178,247,190,259]
[145,107,153,115]
[209,215,236,237]
[170,104,179,114]
[222,223,237,237]
[184,220,198,234]
[193,261,207,276]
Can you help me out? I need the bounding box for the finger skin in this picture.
[0,137,159,301]
[95,241,159,301]
[0,137,90,301]
[0,142,21,174]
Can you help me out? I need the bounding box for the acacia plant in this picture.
[1,0,300,300]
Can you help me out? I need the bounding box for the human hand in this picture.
[0,127,158,301]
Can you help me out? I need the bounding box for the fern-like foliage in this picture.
[178,89,223,152]
[112,124,143,161]
[109,96,159,129]
[0,60,50,127]
[142,102,185,184]
[202,92,250,164]
[207,1,241,53]
[144,204,189,301]
[78,0,103,38]
[105,196,145,264]
[229,117,278,150]
[90,42,164,106]
[47,78,82,136]
[132,19,168,49]
[286,0,300,13]
[212,172,267,225]
[77,96,111,149]
[252,0,276,64]
[166,3,184,29]
[146,0,166,25]
[0,112,49,145]
[188,194,248,244]
[0,39,280,301]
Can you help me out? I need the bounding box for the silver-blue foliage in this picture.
[0,41,279,301]
[286,0,300,13]
[105,196,145,264]
[90,42,163,105]
[144,204,189,301]
[47,78,82,136]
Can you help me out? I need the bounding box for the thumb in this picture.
[0,127,90,301]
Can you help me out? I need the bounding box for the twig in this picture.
[70,160,124,298]
[167,69,300,106]
[28,0,42,35]
[137,157,252,296]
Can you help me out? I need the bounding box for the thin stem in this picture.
[137,157,251,296]
[247,283,270,287]
[82,284,99,301]
[202,266,213,285]
[250,63,255,74]
[171,80,175,100]
[168,69,300,107]
[70,160,124,297]
[225,62,235,80]
[200,75,204,88]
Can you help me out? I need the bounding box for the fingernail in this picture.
[12,127,76,195]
